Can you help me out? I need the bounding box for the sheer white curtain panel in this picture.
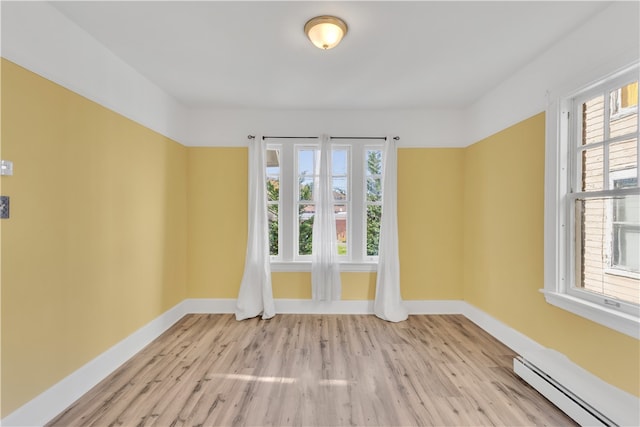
[312,134,342,301]
[374,137,408,322]
[235,136,276,320]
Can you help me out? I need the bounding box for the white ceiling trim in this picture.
[2,2,638,148]
[466,1,640,145]
[1,1,191,145]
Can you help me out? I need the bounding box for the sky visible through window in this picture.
[294,149,348,196]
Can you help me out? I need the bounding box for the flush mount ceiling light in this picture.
[304,15,348,50]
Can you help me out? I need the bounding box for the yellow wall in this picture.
[2,57,637,417]
[187,148,248,299]
[186,147,465,301]
[463,112,640,397]
[398,149,464,300]
[0,60,188,416]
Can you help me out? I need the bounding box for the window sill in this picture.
[270,262,378,273]
[541,290,639,339]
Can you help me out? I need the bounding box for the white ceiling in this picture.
[50,1,610,110]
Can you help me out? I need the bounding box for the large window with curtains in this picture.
[266,141,384,271]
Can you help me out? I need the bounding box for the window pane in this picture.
[609,82,638,137]
[366,150,383,175]
[620,81,638,109]
[335,204,348,256]
[576,198,640,304]
[612,194,639,272]
[266,177,279,201]
[266,149,280,174]
[609,139,638,175]
[367,177,382,201]
[299,177,314,201]
[298,149,315,175]
[268,203,279,256]
[613,225,639,272]
[581,146,604,191]
[610,110,638,139]
[609,81,638,116]
[333,149,348,175]
[614,193,639,223]
[366,205,382,256]
[582,95,604,145]
[298,205,314,255]
[333,177,348,200]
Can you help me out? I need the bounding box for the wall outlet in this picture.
[0,196,10,219]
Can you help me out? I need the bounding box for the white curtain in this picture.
[311,134,342,301]
[235,136,276,320]
[374,137,408,322]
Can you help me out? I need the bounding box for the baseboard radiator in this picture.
[514,356,619,426]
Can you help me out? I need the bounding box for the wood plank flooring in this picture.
[47,314,576,426]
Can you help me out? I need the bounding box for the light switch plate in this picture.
[0,160,13,176]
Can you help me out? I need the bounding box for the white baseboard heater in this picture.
[514,356,615,426]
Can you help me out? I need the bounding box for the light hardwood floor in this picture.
[47,314,576,426]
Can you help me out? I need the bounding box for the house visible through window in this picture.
[574,77,639,309]
[265,141,383,269]
[544,63,639,338]
[611,175,639,274]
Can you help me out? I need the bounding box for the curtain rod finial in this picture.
[248,135,255,140]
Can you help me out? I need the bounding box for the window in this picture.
[266,141,383,271]
[610,81,638,118]
[266,149,280,256]
[609,172,639,275]
[365,149,383,257]
[545,63,640,338]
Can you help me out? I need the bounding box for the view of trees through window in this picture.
[267,178,279,256]
[266,145,383,259]
[366,150,383,256]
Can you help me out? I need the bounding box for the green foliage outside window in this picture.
[267,180,279,256]
[298,181,314,255]
[267,149,383,258]
[366,150,382,256]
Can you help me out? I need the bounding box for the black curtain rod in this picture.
[247,135,399,141]
[332,136,399,141]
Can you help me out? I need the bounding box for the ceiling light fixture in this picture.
[304,15,348,50]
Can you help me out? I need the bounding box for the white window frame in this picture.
[268,140,384,272]
[544,62,640,339]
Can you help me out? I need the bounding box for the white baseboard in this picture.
[1,300,190,427]
[275,298,374,314]
[461,302,640,427]
[180,298,463,316]
[272,299,465,315]
[183,298,236,313]
[460,302,545,356]
[3,298,638,427]
[405,299,465,314]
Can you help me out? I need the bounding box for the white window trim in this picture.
[543,62,640,340]
[270,261,377,273]
[268,140,383,272]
